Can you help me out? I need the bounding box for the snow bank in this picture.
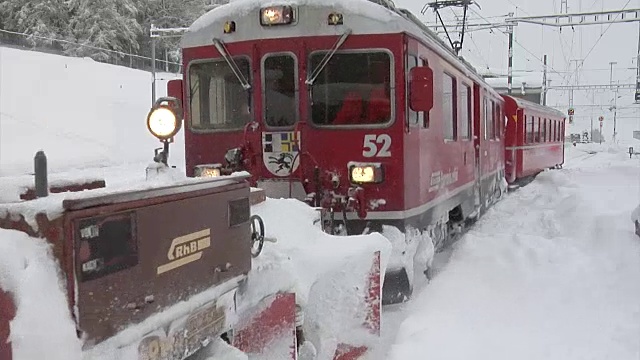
[0,46,183,176]
[0,229,82,360]
[384,147,640,360]
[245,198,392,356]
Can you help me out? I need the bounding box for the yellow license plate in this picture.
[138,303,226,360]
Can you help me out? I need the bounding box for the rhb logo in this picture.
[157,229,211,275]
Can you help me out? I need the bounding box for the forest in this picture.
[0,0,228,69]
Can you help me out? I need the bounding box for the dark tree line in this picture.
[0,0,229,66]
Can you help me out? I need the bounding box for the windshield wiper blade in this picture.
[212,38,251,90]
[305,28,352,86]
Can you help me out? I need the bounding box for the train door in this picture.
[255,40,306,200]
[472,83,482,211]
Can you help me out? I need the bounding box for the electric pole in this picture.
[541,54,548,105]
[508,12,514,95]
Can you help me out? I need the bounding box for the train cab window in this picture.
[443,73,456,140]
[189,58,251,131]
[309,51,392,126]
[407,55,424,127]
[263,54,298,127]
[460,84,471,140]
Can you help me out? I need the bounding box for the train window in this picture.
[495,104,501,140]
[460,84,471,140]
[189,58,252,131]
[483,98,488,140]
[407,55,424,127]
[487,100,495,140]
[526,116,534,143]
[309,51,392,126]
[443,73,456,140]
[534,118,540,142]
[548,120,553,142]
[263,54,298,127]
[541,119,547,142]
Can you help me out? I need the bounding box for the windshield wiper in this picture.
[212,38,251,90]
[305,28,352,86]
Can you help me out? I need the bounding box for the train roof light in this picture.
[328,13,344,25]
[224,21,236,33]
[260,6,294,26]
[147,98,182,141]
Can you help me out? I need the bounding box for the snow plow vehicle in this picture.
[0,148,384,359]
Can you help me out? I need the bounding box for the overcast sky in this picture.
[395,0,640,138]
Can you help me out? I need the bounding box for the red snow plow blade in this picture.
[233,251,382,360]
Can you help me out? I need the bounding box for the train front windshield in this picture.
[189,58,252,131]
[309,51,392,126]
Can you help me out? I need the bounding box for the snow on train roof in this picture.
[503,95,566,118]
[182,0,497,90]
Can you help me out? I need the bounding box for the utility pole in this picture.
[541,54,548,105]
[636,21,640,103]
[610,61,617,85]
[507,12,515,95]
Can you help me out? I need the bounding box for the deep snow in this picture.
[3,44,640,360]
[374,143,640,360]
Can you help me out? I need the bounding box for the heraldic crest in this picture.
[262,131,301,176]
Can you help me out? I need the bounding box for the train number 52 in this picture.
[363,134,392,158]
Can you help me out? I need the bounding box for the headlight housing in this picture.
[348,162,384,184]
[260,5,295,26]
[194,164,222,178]
[146,97,183,141]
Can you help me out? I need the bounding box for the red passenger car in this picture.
[503,95,566,186]
[159,0,507,304]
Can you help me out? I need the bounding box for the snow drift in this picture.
[384,145,640,360]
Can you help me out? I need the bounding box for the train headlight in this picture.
[348,163,384,184]
[260,6,294,26]
[195,164,222,178]
[146,98,182,141]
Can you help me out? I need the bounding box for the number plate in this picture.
[137,301,228,360]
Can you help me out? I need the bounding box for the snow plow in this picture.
[0,143,387,359]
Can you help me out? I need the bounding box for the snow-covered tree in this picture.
[64,0,142,61]
[0,0,70,47]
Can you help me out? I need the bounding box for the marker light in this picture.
[260,6,294,26]
[328,13,344,25]
[224,21,236,33]
[195,164,222,178]
[349,163,384,184]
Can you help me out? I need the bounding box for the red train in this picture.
[149,0,566,304]
[503,95,566,187]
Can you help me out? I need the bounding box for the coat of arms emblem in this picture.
[262,131,301,176]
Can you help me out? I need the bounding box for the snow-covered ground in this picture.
[0,45,183,177]
[371,142,640,360]
[3,45,640,360]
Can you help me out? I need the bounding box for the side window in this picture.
[407,55,423,127]
[525,116,532,143]
[483,98,488,140]
[542,119,547,142]
[548,120,552,142]
[488,100,495,140]
[189,58,252,131]
[460,84,471,140]
[534,118,540,142]
[495,104,502,140]
[443,73,456,141]
[422,58,430,128]
[263,54,298,127]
